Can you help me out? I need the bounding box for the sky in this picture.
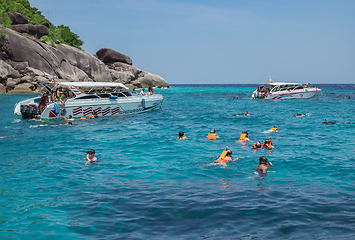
[30,0,355,84]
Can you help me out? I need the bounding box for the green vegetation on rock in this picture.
[0,0,83,49]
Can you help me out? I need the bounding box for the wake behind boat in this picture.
[14,82,163,119]
[252,82,321,100]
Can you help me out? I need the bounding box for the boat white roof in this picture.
[55,82,129,89]
[263,82,302,86]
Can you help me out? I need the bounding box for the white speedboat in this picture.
[14,82,163,119]
[252,82,321,100]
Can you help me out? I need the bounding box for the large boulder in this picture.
[12,24,48,38]
[0,28,110,82]
[96,48,133,65]
[0,83,5,93]
[0,26,169,92]
[0,59,21,80]
[10,13,28,25]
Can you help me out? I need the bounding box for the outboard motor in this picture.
[20,104,40,119]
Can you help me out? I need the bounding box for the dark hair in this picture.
[226,149,232,156]
[259,156,268,164]
[87,149,95,155]
[178,131,184,138]
[68,115,72,118]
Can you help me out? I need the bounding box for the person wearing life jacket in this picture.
[270,126,277,132]
[207,128,219,140]
[39,92,49,114]
[239,131,250,141]
[214,146,233,165]
[252,140,262,149]
[263,139,273,148]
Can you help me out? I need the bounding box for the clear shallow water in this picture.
[1,84,355,239]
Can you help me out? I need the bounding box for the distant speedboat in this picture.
[14,82,163,119]
[252,82,321,100]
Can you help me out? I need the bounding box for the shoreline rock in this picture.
[0,23,169,93]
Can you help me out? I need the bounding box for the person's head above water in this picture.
[259,156,268,164]
[210,128,216,133]
[178,131,184,137]
[87,149,95,155]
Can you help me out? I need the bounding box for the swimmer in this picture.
[252,140,262,149]
[254,156,272,174]
[86,149,98,165]
[263,138,274,149]
[67,115,74,121]
[207,128,219,140]
[323,119,336,125]
[244,111,250,116]
[233,113,243,117]
[213,146,233,166]
[296,113,304,117]
[269,126,277,132]
[89,111,98,119]
[239,131,250,141]
[233,97,238,99]
[177,131,188,140]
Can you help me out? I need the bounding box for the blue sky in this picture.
[30,0,355,84]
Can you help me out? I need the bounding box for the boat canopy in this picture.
[264,82,302,86]
[58,82,129,89]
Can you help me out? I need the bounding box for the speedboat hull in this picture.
[15,95,162,119]
[252,88,319,100]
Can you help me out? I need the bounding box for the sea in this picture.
[1,84,355,239]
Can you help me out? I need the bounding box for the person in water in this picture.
[254,156,272,174]
[263,138,273,148]
[207,128,219,140]
[177,131,188,140]
[86,149,98,165]
[214,146,233,166]
[252,140,262,149]
[239,131,250,141]
[89,111,98,119]
[244,111,250,116]
[269,126,277,132]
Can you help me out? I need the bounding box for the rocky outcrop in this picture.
[0,26,169,93]
[96,48,133,65]
[12,24,48,38]
[8,12,28,25]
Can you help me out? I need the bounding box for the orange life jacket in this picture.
[271,127,277,132]
[207,133,216,140]
[239,133,247,140]
[219,150,228,160]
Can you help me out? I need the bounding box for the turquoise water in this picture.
[1,84,355,239]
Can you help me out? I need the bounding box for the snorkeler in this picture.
[239,131,250,141]
[177,131,188,140]
[214,146,233,166]
[252,140,262,149]
[263,137,274,149]
[86,149,98,165]
[254,156,272,174]
[207,128,219,140]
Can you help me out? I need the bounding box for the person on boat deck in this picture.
[39,92,49,113]
[132,89,137,96]
[239,131,250,141]
[254,156,272,174]
[214,147,233,165]
[177,131,188,140]
[86,149,98,165]
[140,88,145,96]
[304,83,310,88]
[52,88,66,106]
[207,128,219,140]
[244,111,250,116]
[252,140,262,149]
[148,84,154,95]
